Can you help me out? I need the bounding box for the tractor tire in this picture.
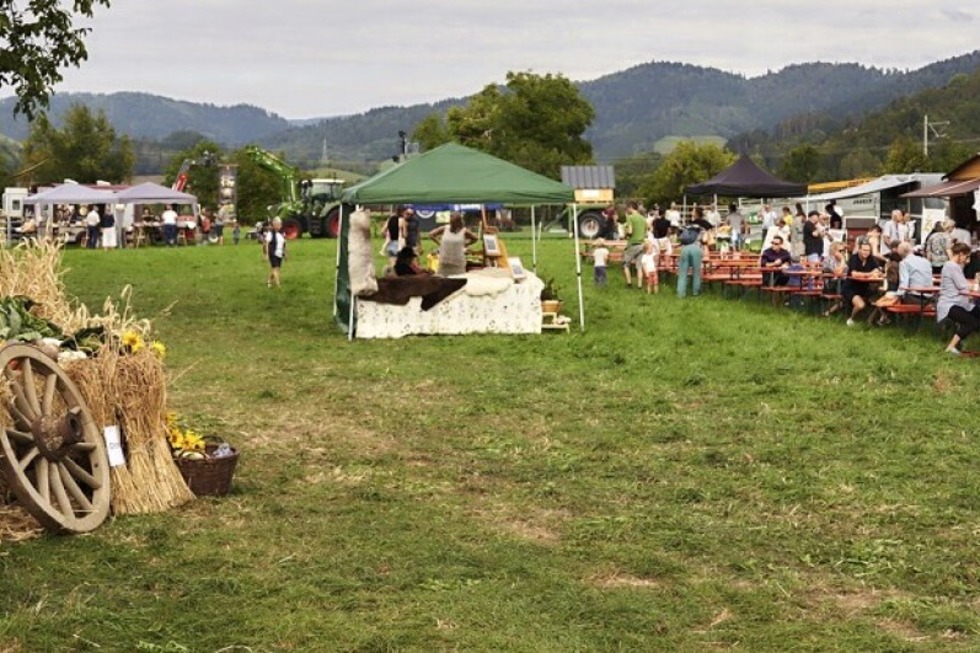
[281,217,303,240]
[578,211,603,239]
[324,206,342,238]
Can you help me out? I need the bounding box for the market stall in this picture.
[335,143,579,338]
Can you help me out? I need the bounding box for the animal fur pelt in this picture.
[348,209,379,297]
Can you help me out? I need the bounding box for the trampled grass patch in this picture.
[1,235,978,651]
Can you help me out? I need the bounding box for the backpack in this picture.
[679,226,700,246]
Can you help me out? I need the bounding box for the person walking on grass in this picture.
[592,238,609,288]
[622,201,647,288]
[676,223,703,298]
[640,240,660,294]
[263,217,286,288]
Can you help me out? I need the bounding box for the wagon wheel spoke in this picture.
[41,372,58,417]
[57,462,94,512]
[21,358,42,418]
[5,398,33,431]
[62,457,102,490]
[16,446,41,472]
[49,465,74,516]
[0,343,111,534]
[5,371,37,423]
[4,426,34,446]
[36,458,51,503]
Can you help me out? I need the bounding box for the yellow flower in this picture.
[150,341,166,360]
[121,330,144,353]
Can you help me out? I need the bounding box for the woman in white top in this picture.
[937,242,979,355]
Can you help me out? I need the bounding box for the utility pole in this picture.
[923,114,950,157]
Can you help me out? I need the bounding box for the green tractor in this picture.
[244,146,348,239]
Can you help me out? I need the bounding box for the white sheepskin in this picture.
[348,209,378,297]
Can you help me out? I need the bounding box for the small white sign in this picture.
[103,425,125,467]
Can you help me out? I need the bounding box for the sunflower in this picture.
[121,330,144,354]
[150,340,166,360]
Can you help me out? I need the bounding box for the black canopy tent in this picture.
[686,154,806,197]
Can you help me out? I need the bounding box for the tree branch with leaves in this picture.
[0,0,111,119]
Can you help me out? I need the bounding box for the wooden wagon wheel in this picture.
[0,344,111,533]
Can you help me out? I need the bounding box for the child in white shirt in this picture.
[592,238,610,287]
[640,240,660,294]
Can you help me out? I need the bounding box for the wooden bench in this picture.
[580,240,629,263]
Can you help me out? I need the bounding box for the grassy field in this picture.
[2,235,979,651]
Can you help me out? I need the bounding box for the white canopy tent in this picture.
[22,184,116,205]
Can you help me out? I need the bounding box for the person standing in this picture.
[826,202,843,229]
[161,204,178,246]
[803,210,824,264]
[881,209,907,256]
[937,242,979,355]
[676,224,703,298]
[263,217,286,288]
[923,220,950,274]
[428,212,478,276]
[100,204,117,250]
[640,240,660,294]
[84,206,100,249]
[760,204,776,244]
[621,201,647,288]
[725,203,745,251]
[592,238,609,288]
[665,202,682,230]
[399,206,421,254]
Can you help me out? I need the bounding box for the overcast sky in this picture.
[37,1,980,120]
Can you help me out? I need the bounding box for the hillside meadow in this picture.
[1,234,979,651]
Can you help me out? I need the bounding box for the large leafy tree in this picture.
[638,141,735,205]
[23,103,133,182]
[0,0,111,119]
[163,139,222,207]
[411,113,451,152]
[443,71,595,178]
[228,147,284,224]
[779,144,821,183]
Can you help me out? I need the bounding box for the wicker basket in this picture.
[174,444,239,497]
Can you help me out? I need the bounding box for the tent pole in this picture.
[332,203,344,318]
[683,196,688,222]
[530,206,538,273]
[348,296,356,341]
[572,203,585,332]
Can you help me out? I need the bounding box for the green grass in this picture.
[2,235,979,651]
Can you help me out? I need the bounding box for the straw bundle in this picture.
[0,239,75,327]
[65,347,194,514]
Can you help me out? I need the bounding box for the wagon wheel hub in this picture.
[30,406,84,461]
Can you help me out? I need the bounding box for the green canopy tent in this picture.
[335,142,583,337]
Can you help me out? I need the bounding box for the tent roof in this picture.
[806,173,943,202]
[901,178,980,198]
[23,184,116,205]
[560,165,616,190]
[342,143,575,205]
[113,182,197,204]
[686,154,807,198]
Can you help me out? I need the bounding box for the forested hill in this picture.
[1,50,979,168]
[0,92,291,144]
[581,51,980,159]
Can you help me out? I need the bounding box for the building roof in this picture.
[560,166,616,190]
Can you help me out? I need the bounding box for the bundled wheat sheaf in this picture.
[1,240,193,540]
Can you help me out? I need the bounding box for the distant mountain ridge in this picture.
[0,92,291,145]
[2,50,979,168]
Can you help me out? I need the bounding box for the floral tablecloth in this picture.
[355,269,544,339]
